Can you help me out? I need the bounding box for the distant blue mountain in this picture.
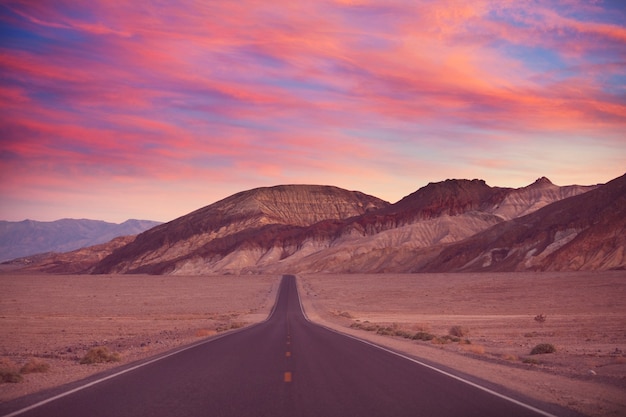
[0,218,162,262]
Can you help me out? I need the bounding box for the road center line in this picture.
[284,371,292,383]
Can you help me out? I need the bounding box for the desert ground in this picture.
[0,273,280,401]
[1,271,625,417]
[298,272,626,417]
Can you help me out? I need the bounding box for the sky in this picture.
[1,0,625,223]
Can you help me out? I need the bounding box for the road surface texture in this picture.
[2,275,580,417]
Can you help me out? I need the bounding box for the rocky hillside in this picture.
[12,175,619,275]
[91,185,389,274]
[422,173,626,272]
[0,219,161,262]
[87,176,601,275]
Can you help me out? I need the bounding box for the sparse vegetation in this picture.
[350,321,474,346]
[449,325,469,338]
[79,346,121,364]
[523,358,541,365]
[0,358,23,383]
[530,343,556,355]
[432,335,461,345]
[0,369,23,383]
[534,313,546,323]
[20,359,50,374]
[216,321,247,332]
[350,322,379,332]
[412,331,436,341]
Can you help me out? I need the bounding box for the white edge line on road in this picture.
[294,275,560,417]
[1,329,247,417]
[1,276,286,417]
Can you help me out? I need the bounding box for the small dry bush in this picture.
[0,369,23,383]
[216,322,247,332]
[530,343,556,355]
[412,331,435,341]
[80,347,121,364]
[449,326,469,338]
[20,359,50,374]
[0,358,23,383]
[350,322,379,332]
[432,335,461,345]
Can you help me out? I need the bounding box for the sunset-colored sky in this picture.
[1,1,625,223]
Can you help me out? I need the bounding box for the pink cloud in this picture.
[1,0,624,221]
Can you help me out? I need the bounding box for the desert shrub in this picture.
[530,343,556,355]
[350,322,379,332]
[534,314,546,323]
[432,335,461,345]
[376,327,396,336]
[449,326,469,338]
[0,358,23,383]
[393,330,413,339]
[20,359,50,374]
[523,358,541,365]
[0,369,23,383]
[80,347,121,364]
[412,331,435,341]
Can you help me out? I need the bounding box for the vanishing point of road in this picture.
[1,275,580,417]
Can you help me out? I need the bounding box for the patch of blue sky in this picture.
[499,42,569,80]
[0,21,50,53]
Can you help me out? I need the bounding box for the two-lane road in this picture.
[2,275,577,417]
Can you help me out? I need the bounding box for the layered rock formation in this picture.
[422,173,626,272]
[91,185,389,274]
[11,174,623,275]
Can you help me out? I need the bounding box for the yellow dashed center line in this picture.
[284,371,292,383]
[285,351,291,357]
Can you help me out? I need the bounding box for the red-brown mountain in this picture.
[91,185,389,274]
[85,176,601,275]
[421,173,626,272]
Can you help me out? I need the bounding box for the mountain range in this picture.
[0,219,161,263]
[6,174,625,274]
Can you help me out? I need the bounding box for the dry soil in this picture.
[297,271,626,417]
[1,271,625,417]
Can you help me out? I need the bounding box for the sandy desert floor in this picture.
[298,271,626,417]
[1,271,625,417]
[0,273,280,402]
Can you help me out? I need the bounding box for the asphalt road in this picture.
[2,275,576,417]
